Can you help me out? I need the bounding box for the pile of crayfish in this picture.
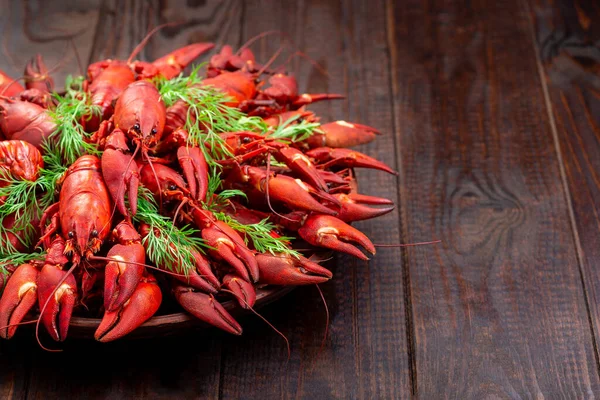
[0,36,395,344]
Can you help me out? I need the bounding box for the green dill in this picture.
[213,212,299,257]
[0,251,46,268]
[133,188,208,275]
[267,114,321,142]
[0,75,99,259]
[46,75,101,165]
[202,168,246,210]
[155,66,267,165]
[0,251,45,293]
[0,176,46,252]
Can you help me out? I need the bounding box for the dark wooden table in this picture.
[1,0,599,398]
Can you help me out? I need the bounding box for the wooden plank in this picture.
[0,336,31,400]
[87,0,242,65]
[529,0,600,371]
[387,0,600,397]
[21,1,241,399]
[217,1,411,399]
[0,0,102,90]
[0,1,101,398]
[25,333,223,400]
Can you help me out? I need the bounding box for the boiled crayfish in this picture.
[0,34,399,346]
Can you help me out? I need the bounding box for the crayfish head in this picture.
[115,81,166,147]
[64,221,104,261]
[131,116,163,148]
[0,140,44,182]
[140,163,189,203]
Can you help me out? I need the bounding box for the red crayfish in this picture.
[0,34,407,346]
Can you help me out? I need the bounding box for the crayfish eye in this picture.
[151,128,157,135]
[133,123,140,132]
[168,184,177,191]
[242,136,252,144]
[68,231,74,238]
[91,230,98,237]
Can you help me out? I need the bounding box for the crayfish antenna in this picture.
[142,145,165,212]
[263,154,298,223]
[68,38,84,77]
[0,319,38,331]
[237,30,290,54]
[0,76,25,96]
[220,288,291,362]
[86,255,190,279]
[305,283,331,373]
[256,47,285,77]
[316,284,329,359]
[35,262,78,352]
[169,197,189,235]
[373,240,442,248]
[103,139,142,225]
[275,50,329,78]
[126,22,180,64]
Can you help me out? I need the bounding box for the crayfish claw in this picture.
[291,93,344,108]
[256,253,332,285]
[202,227,252,282]
[234,166,337,215]
[173,249,220,294]
[0,263,39,339]
[95,274,162,342]
[177,145,209,201]
[222,274,256,309]
[102,129,140,216]
[103,243,145,311]
[307,147,397,175]
[199,219,259,283]
[335,193,395,222]
[174,285,242,335]
[298,214,375,260]
[152,43,215,80]
[274,147,329,192]
[347,193,394,205]
[24,54,53,92]
[303,121,379,149]
[37,264,77,342]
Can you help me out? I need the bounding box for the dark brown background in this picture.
[1,0,600,398]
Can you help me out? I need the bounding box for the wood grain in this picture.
[0,0,102,90]
[0,1,100,398]
[0,0,598,398]
[0,336,31,400]
[24,333,224,400]
[217,1,412,399]
[388,0,600,397]
[529,0,600,371]
[13,1,238,399]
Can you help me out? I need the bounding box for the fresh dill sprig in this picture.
[0,251,46,268]
[202,168,247,211]
[47,75,101,165]
[155,66,267,165]
[0,74,101,259]
[0,174,47,252]
[213,212,299,257]
[133,188,208,275]
[267,114,321,142]
[0,251,46,291]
